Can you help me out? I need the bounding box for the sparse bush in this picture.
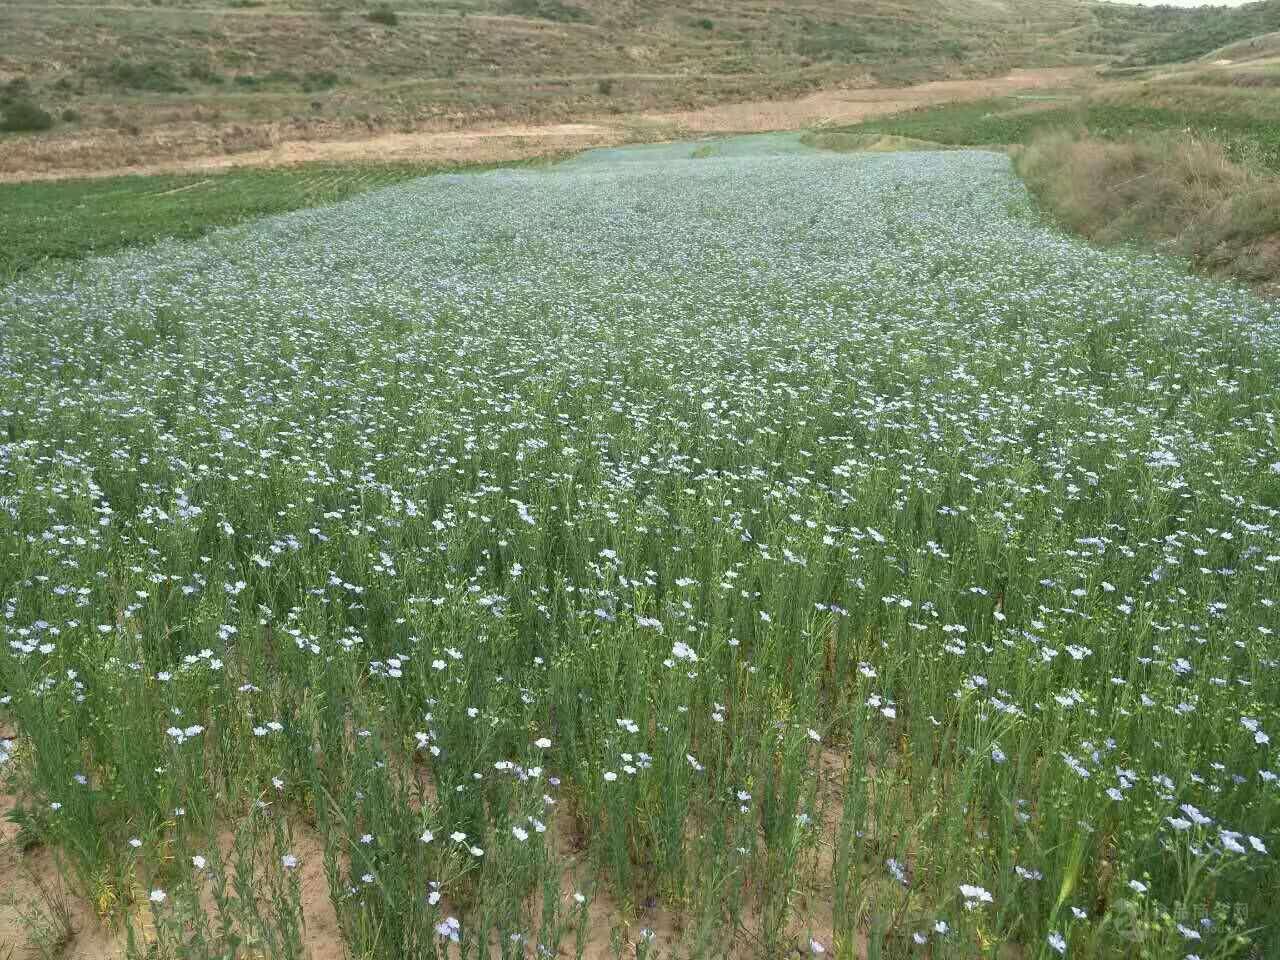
[1,77,31,102]
[694,18,714,30]
[60,107,80,123]
[102,59,186,92]
[506,0,590,23]
[187,61,224,85]
[366,4,399,26]
[231,70,300,89]
[303,70,341,92]
[596,78,615,96]
[0,99,54,133]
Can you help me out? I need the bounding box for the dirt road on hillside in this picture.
[0,67,1089,182]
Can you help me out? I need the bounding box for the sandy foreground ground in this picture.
[1,66,1089,182]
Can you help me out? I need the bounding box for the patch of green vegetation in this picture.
[829,98,1070,146]
[796,20,875,62]
[99,59,188,93]
[1,77,32,101]
[832,97,1280,172]
[1077,102,1280,171]
[506,0,591,24]
[0,157,567,280]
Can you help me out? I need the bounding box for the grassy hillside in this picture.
[1107,0,1280,68]
[0,0,1129,175]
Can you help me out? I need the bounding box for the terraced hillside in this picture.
[0,0,1113,174]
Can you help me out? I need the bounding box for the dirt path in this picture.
[0,66,1091,183]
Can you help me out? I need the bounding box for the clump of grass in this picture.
[1017,129,1280,289]
[302,70,341,93]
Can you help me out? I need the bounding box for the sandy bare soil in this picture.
[0,753,855,960]
[0,67,1091,182]
[0,706,860,960]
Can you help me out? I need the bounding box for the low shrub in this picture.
[366,4,399,26]
[187,62,225,85]
[0,99,54,133]
[103,59,186,93]
[506,0,590,23]
[303,71,341,92]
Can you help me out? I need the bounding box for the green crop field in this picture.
[0,158,564,280]
[0,138,1277,960]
